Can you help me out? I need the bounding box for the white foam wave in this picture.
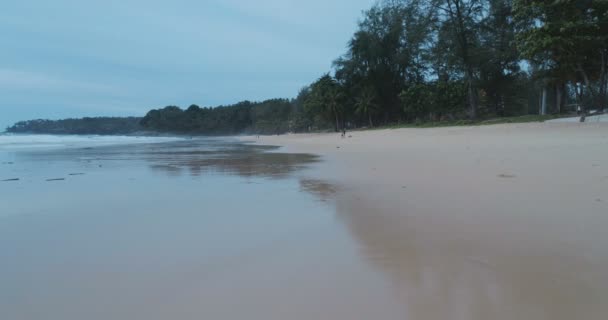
[0,134,183,151]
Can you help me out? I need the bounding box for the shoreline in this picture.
[3,123,608,319]
[5,112,606,138]
[241,121,608,318]
[243,121,608,200]
[242,122,608,197]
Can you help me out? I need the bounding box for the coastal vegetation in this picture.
[6,0,607,135]
[6,117,143,135]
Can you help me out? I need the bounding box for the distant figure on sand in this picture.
[341,128,346,138]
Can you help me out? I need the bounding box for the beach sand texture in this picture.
[245,122,608,319]
[1,123,608,320]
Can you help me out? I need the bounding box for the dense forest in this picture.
[7,0,608,135]
[141,0,608,134]
[140,100,295,135]
[6,117,143,135]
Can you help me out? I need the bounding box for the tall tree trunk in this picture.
[576,63,594,122]
[466,68,478,119]
[540,86,547,115]
[555,83,563,114]
[576,83,586,122]
[368,113,374,127]
[447,0,477,119]
[497,95,505,117]
[599,49,607,112]
[334,110,340,132]
[538,90,543,114]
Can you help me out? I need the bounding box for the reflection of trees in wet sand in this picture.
[19,140,319,180]
[148,149,318,179]
[134,141,318,178]
[299,179,338,202]
[334,189,608,320]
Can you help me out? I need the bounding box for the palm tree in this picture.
[326,85,345,132]
[306,74,345,132]
[355,87,378,127]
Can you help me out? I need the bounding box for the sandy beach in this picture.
[5,0,608,317]
[244,122,608,319]
[2,124,608,320]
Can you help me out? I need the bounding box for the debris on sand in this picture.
[46,178,66,182]
[2,178,19,182]
[1,162,14,165]
[68,173,86,176]
[498,173,517,178]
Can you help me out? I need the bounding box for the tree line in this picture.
[6,117,143,135]
[327,0,607,127]
[141,0,607,134]
[8,0,607,135]
[140,99,296,135]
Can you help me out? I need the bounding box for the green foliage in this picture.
[375,114,562,129]
[400,84,432,119]
[400,81,467,120]
[6,117,143,135]
[142,102,249,135]
[335,0,433,121]
[10,0,608,134]
[140,97,331,135]
[304,75,346,131]
[251,99,292,134]
[289,87,316,132]
[514,0,608,110]
[354,87,379,127]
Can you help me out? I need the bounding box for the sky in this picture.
[0,0,375,129]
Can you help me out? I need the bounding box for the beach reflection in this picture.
[15,138,319,179]
[147,151,318,179]
[6,137,606,320]
[298,179,338,202]
[333,188,608,320]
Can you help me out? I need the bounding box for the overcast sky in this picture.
[0,0,375,129]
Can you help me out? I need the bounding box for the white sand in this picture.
[246,122,608,191]
[243,122,608,319]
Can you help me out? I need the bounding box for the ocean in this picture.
[0,134,405,319]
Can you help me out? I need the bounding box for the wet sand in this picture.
[2,125,608,320]
[0,137,403,320]
[245,122,608,320]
